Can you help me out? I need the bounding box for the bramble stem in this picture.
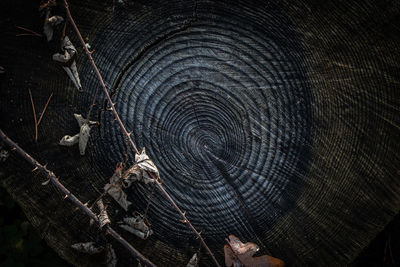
[63,1,220,265]
[0,129,156,267]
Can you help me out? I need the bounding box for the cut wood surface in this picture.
[0,0,400,266]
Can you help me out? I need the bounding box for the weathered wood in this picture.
[1,0,400,266]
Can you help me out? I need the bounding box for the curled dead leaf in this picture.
[59,114,98,155]
[104,170,132,211]
[79,123,90,155]
[118,214,153,239]
[122,148,158,186]
[59,133,79,146]
[225,235,285,267]
[52,36,82,90]
[97,199,111,228]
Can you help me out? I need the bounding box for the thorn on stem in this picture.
[196,231,202,239]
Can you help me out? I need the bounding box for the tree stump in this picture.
[1,0,400,266]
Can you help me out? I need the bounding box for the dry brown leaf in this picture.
[225,235,285,267]
[53,36,82,90]
[59,114,98,155]
[122,148,158,186]
[135,147,159,179]
[104,166,132,211]
[227,235,259,256]
[104,183,131,211]
[224,245,244,267]
[238,254,285,267]
[118,214,153,239]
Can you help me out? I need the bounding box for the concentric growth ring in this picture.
[87,1,313,247]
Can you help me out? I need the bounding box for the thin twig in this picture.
[63,1,221,266]
[16,33,43,37]
[15,26,42,37]
[28,89,38,142]
[0,128,156,267]
[37,92,53,126]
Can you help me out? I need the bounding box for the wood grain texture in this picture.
[1,0,400,266]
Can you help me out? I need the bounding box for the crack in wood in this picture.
[204,149,268,251]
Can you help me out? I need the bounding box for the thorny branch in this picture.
[0,129,156,267]
[28,90,53,142]
[15,26,43,37]
[62,1,221,266]
[62,0,139,154]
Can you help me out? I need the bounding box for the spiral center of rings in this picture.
[92,11,313,244]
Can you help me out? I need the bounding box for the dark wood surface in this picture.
[1,0,399,266]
